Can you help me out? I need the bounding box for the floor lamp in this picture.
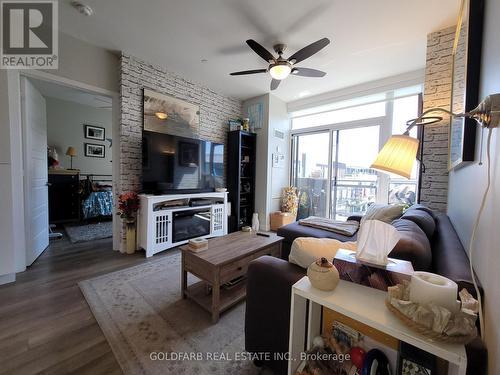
[371,93,500,340]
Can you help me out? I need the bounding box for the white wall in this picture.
[447,0,500,373]
[41,32,119,93]
[243,94,290,230]
[243,95,270,230]
[268,95,290,213]
[46,97,112,175]
[0,71,17,283]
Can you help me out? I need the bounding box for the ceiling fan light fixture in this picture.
[269,63,292,80]
[155,111,168,120]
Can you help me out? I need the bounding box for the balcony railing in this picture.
[389,180,418,206]
[335,180,377,219]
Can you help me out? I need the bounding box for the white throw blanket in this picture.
[299,216,360,236]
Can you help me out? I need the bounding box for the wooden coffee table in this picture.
[181,231,283,323]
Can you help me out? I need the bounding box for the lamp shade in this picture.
[370,135,419,179]
[65,146,77,157]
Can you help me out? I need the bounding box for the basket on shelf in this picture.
[385,299,477,344]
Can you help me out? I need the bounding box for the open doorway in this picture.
[21,76,114,264]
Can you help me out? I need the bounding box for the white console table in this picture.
[288,277,467,375]
[138,192,228,257]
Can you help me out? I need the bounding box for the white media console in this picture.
[138,192,228,257]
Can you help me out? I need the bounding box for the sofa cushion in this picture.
[390,219,432,271]
[431,213,481,298]
[289,237,357,269]
[401,208,436,240]
[408,203,435,216]
[277,222,358,260]
[361,204,403,225]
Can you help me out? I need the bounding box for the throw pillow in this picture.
[361,204,403,225]
[289,237,357,269]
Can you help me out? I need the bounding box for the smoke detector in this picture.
[71,1,94,16]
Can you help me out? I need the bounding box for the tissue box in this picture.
[270,211,296,231]
[333,249,414,292]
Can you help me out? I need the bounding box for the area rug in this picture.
[79,252,272,375]
[64,221,113,243]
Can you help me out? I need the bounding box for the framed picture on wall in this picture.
[143,89,200,139]
[84,143,105,158]
[84,124,106,141]
[448,0,483,170]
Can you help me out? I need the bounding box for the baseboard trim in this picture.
[0,273,15,285]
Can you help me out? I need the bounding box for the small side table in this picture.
[288,277,467,375]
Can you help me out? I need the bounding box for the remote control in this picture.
[256,232,270,237]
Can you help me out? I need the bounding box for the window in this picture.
[290,86,423,220]
[292,102,385,130]
[333,126,380,220]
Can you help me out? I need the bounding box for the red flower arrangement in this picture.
[117,192,140,221]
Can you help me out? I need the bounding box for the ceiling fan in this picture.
[230,38,330,90]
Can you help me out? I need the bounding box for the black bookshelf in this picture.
[227,130,257,232]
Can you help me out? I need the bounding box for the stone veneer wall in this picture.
[119,54,242,245]
[420,26,456,212]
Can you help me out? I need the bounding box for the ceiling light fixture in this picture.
[269,62,292,80]
[230,38,330,90]
[155,112,168,120]
[71,1,94,16]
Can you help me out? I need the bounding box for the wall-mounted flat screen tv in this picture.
[142,130,224,194]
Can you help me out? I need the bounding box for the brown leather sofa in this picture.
[245,205,487,375]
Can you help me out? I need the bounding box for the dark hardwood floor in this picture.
[0,236,164,375]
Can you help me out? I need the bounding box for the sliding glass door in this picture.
[291,131,332,219]
[332,126,379,220]
[292,124,380,220]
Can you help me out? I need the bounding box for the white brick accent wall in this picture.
[119,54,242,245]
[420,26,455,212]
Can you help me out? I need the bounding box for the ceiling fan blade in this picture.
[230,69,267,76]
[291,67,327,77]
[270,79,281,90]
[246,39,275,63]
[288,37,330,64]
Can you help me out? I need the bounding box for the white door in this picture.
[21,77,49,265]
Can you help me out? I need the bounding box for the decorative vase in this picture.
[251,213,260,232]
[281,187,298,216]
[242,118,250,132]
[125,219,136,254]
[307,257,340,291]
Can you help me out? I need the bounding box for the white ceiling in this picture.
[59,0,459,102]
[30,78,112,108]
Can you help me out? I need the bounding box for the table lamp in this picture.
[370,93,500,340]
[65,146,77,169]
